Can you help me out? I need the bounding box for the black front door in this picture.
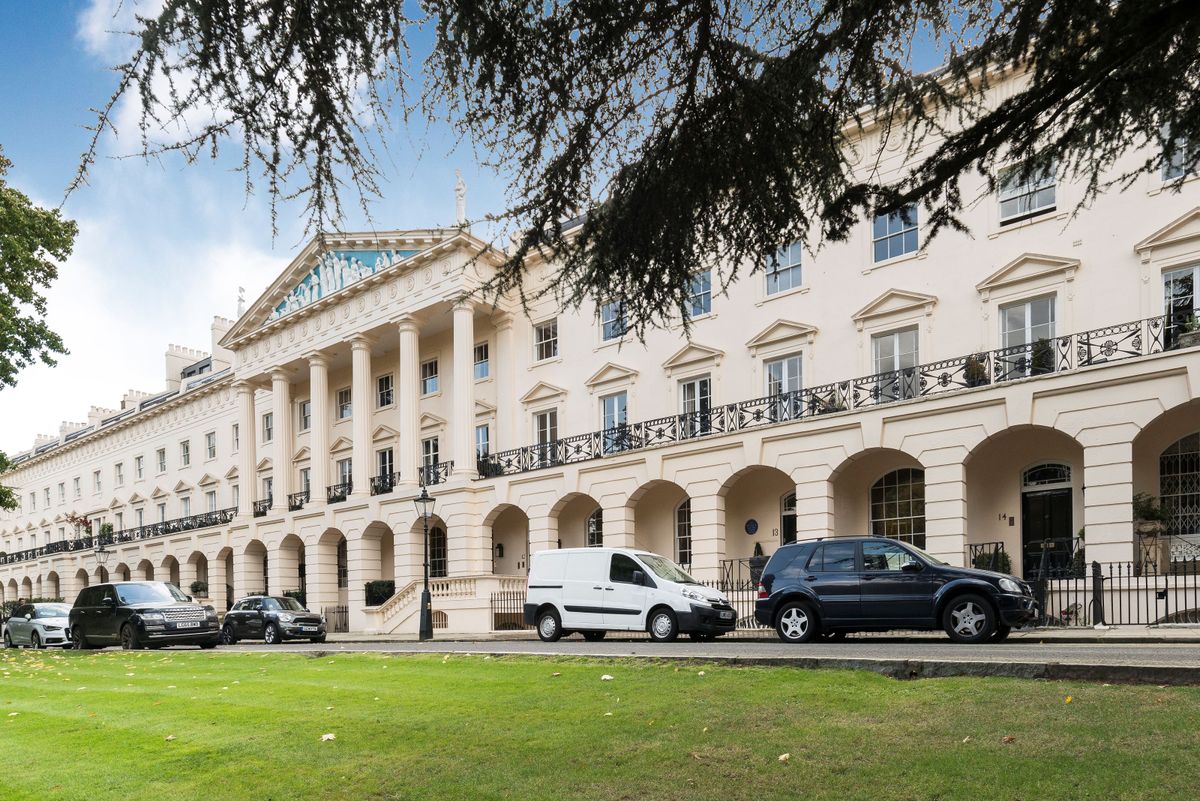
[1021,488,1073,579]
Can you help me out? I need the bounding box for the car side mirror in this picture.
[632,570,645,586]
[900,560,923,573]
[101,597,116,607]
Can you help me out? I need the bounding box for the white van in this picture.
[522,547,737,642]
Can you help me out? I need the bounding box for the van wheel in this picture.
[536,609,562,642]
[582,631,606,642]
[943,593,996,644]
[647,609,678,642]
[775,601,817,643]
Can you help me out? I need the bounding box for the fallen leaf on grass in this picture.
[600,674,614,681]
[603,712,613,717]
[961,736,971,743]
[320,733,336,742]
[164,735,176,742]
[778,753,790,763]
[1001,736,1016,744]
[551,672,561,677]
[1064,696,1073,704]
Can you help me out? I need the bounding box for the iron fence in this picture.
[324,604,349,633]
[1030,559,1200,626]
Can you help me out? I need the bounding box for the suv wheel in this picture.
[71,627,89,650]
[647,608,678,642]
[775,601,817,643]
[120,624,142,651]
[536,609,562,642]
[264,623,282,645]
[943,594,996,644]
[219,625,237,645]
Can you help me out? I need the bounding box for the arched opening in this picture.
[186,552,209,596]
[278,534,307,601]
[45,571,60,600]
[486,505,529,576]
[92,566,109,585]
[161,555,181,588]
[19,576,33,600]
[34,576,43,598]
[242,540,268,595]
[135,559,155,581]
[74,568,90,597]
[551,493,602,549]
[720,465,797,562]
[629,480,689,560]
[5,578,17,603]
[216,547,235,610]
[831,449,923,541]
[1159,432,1200,565]
[113,562,131,582]
[1133,399,1200,570]
[313,528,348,619]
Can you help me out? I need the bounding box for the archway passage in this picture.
[161,555,181,588]
[278,534,307,601]
[965,426,1084,578]
[721,466,797,563]
[629,481,690,566]
[831,449,924,543]
[1160,432,1200,564]
[553,494,602,550]
[487,506,529,576]
[45,572,60,600]
[242,540,268,596]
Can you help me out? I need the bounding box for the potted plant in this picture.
[189,580,209,598]
[748,541,769,585]
[1178,314,1200,349]
[971,548,1012,574]
[963,354,989,388]
[1030,337,1055,375]
[1132,494,1170,574]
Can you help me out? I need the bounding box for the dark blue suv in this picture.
[754,537,1038,643]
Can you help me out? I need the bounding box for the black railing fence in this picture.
[967,541,1009,572]
[288,490,309,511]
[481,315,1183,478]
[324,604,349,633]
[420,461,454,486]
[326,481,352,504]
[252,497,273,517]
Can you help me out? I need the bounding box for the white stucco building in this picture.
[3,71,1200,634]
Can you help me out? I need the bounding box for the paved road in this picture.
[223,633,1200,681]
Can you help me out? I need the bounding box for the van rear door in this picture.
[560,550,610,630]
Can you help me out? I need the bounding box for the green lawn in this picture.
[1,650,1198,801]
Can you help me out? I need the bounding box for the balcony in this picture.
[0,507,237,566]
[327,481,352,504]
[420,461,454,486]
[480,314,1192,478]
[288,490,310,511]
[370,473,399,496]
[252,497,273,518]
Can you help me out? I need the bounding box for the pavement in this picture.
[222,630,1200,685]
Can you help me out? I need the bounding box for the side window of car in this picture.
[246,599,262,612]
[610,554,640,584]
[262,599,281,611]
[862,541,910,571]
[101,586,118,605]
[808,542,857,572]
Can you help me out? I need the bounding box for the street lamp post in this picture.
[414,486,436,641]
[93,524,111,570]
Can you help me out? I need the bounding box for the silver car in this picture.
[2,602,73,648]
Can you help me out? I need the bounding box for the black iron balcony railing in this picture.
[370,473,399,496]
[252,497,273,517]
[0,507,237,566]
[288,490,310,511]
[327,481,353,504]
[480,314,1189,478]
[420,461,454,486]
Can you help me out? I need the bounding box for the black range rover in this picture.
[69,581,220,650]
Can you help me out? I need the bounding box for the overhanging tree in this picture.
[77,1,1200,335]
[0,146,78,510]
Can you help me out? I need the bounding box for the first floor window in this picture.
[999,296,1056,378]
[869,468,926,548]
[115,512,123,531]
[473,342,490,380]
[421,360,439,395]
[422,437,440,468]
[675,499,692,567]
[135,508,144,528]
[262,413,274,443]
[475,424,491,459]
[586,508,604,548]
[534,410,558,467]
[679,376,712,437]
[1164,264,1199,346]
[181,496,192,517]
[377,374,394,408]
[337,458,352,485]
[765,354,802,396]
[600,301,626,341]
[998,158,1056,223]
[232,485,240,508]
[377,448,394,478]
[872,204,919,262]
[766,242,802,295]
[686,271,712,318]
[299,468,311,493]
[336,387,352,419]
[262,477,273,501]
[872,327,919,400]
[601,392,628,453]
[206,490,217,512]
[534,319,558,361]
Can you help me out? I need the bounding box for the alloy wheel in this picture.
[779,607,810,641]
[951,602,985,638]
[30,631,42,650]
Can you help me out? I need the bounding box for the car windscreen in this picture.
[115,583,189,605]
[34,603,72,618]
[271,597,306,611]
[638,554,699,584]
[902,544,948,565]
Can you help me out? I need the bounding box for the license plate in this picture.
[720,611,734,620]
[301,626,318,632]
[176,621,200,629]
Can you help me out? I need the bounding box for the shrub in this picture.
[972,550,1013,574]
[365,580,396,607]
[189,580,209,596]
[1133,493,1166,522]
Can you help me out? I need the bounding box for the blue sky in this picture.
[0,0,507,455]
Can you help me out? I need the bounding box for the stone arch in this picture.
[410,514,450,579]
[719,465,797,561]
[74,568,90,596]
[113,562,132,582]
[964,425,1085,577]
[313,527,348,618]
[242,539,268,595]
[5,578,17,602]
[628,479,690,562]
[19,576,33,599]
[215,546,235,609]
[135,558,156,581]
[550,492,603,550]
[830,448,924,541]
[186,551,209,593]
[1134,399,1200,566]
[44,571,60,600]
[160,554,181,588]
[484,504,529,575]
[278,533,307,598]
[92,565,110,585]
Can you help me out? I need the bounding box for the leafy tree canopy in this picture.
[77,1,1200,336]
[1,146,77,510]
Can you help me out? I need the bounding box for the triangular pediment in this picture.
[585,362,640,388]
[330,436,354,453]
[224,466,239,480]
[662,343,725,374]
[1135,207,1200,256]
[852,289,938,324]
[474,399,496,414]
[127,492,146,505]
[975,253,1080,296]
[254,458,273,473]
[372,424,399,442]
[419,412,447,431]
[150,486,169,499]
[53,513,64,523]
[292,446,311,464]
[197,472,219,487]
[745,320,819,352]
[172,480,193,494]
[519,381,568,405]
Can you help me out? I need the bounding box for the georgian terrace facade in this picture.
[3,113,1200,633]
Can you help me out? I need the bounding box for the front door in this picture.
[1021,488,1073,579]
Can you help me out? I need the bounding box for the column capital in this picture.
[349,333,375,351]
[492,311,514,332]
[233,379,257,396]
[303,350,331,368]
[393,313,420,334]
[452,297,476,313]
[269,367,291,384]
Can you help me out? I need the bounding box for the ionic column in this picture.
[452,300,476,477]
[307,353,330,506]
[493,314,514,453]
[350,335,374,496]
[270,369,292,511]
[235,381,257,517]
[396,316,421,485]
